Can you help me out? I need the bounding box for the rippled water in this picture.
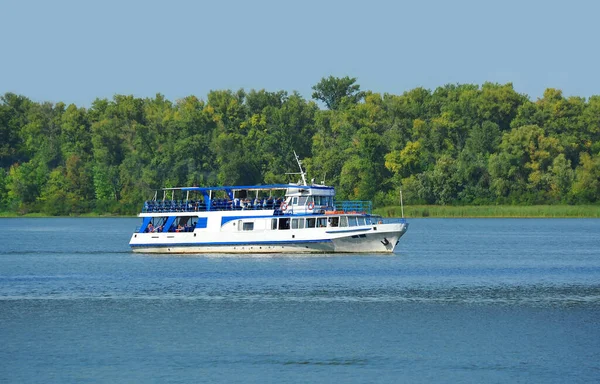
[1,218,599,383]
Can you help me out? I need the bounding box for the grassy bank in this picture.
[374,205,600,218]
[0,212,134,218]
[2,205,600,218]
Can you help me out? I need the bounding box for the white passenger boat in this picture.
[129,156,408,254]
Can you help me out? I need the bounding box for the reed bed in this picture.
[375,205,600,218]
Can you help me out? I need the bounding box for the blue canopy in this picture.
[179,184,334,192]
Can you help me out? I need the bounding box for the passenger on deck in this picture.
[147,223,154,233]
[242,198,251,210]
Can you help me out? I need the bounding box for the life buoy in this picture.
[307,202,315,210]
[280,202,288,211]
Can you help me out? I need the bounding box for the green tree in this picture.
[431,155,460,204]
[548,154,574,202]
[91,118,127,201]
[6,160,48,210]
[0,93,31,167]
[488,125,562,202]
[0,169,8,209]
[571,153,600,203]
[311,76,365,110]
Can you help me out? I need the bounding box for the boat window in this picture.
[357,217,366,226]
[340,216,348,227]
[144,217,169,233]
[292,197,298,205]
[348,216,358,227]
[159,216,198,232]
[278,218,290,230]
[271,218,278,230]
[299,196,307,206]
[329,217,339,227]
[291,218,299,229]
[317,217,327,227]
[242,222,254,231]
[306,218,316,228]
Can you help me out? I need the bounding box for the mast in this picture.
[400,189,404,218]
[293,151,308,186]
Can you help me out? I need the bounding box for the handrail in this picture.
[376,217,407,224]
[334,200,372,215]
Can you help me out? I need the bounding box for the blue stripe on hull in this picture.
[324,227,369,234]
[130,239,332,248]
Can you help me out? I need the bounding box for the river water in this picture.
[1,218,599,383]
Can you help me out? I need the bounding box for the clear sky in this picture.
[2,0,598,107]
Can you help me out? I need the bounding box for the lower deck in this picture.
[129,213,408,254]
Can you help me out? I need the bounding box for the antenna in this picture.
[293,151,307,186]
[400,188,404,218]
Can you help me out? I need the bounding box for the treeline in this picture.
[1,77,599,215]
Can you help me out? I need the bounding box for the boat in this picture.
[128,154,408,254]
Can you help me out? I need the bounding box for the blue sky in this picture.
[2,0,598,106]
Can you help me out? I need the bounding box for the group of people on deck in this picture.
[230,196,284,210]
[144,197,287,213]
[145,221,196,233]
[206,196,285,211]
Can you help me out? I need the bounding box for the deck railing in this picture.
[376,217,407,224]
[141,199,285,213]
[334,200,372,215]
[142,199,387,217]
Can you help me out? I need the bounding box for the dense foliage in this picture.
[1,77,599,215]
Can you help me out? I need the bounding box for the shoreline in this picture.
[1,205,600,218]
[374,205,600,218]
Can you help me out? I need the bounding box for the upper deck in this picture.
[141,183,372,215]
